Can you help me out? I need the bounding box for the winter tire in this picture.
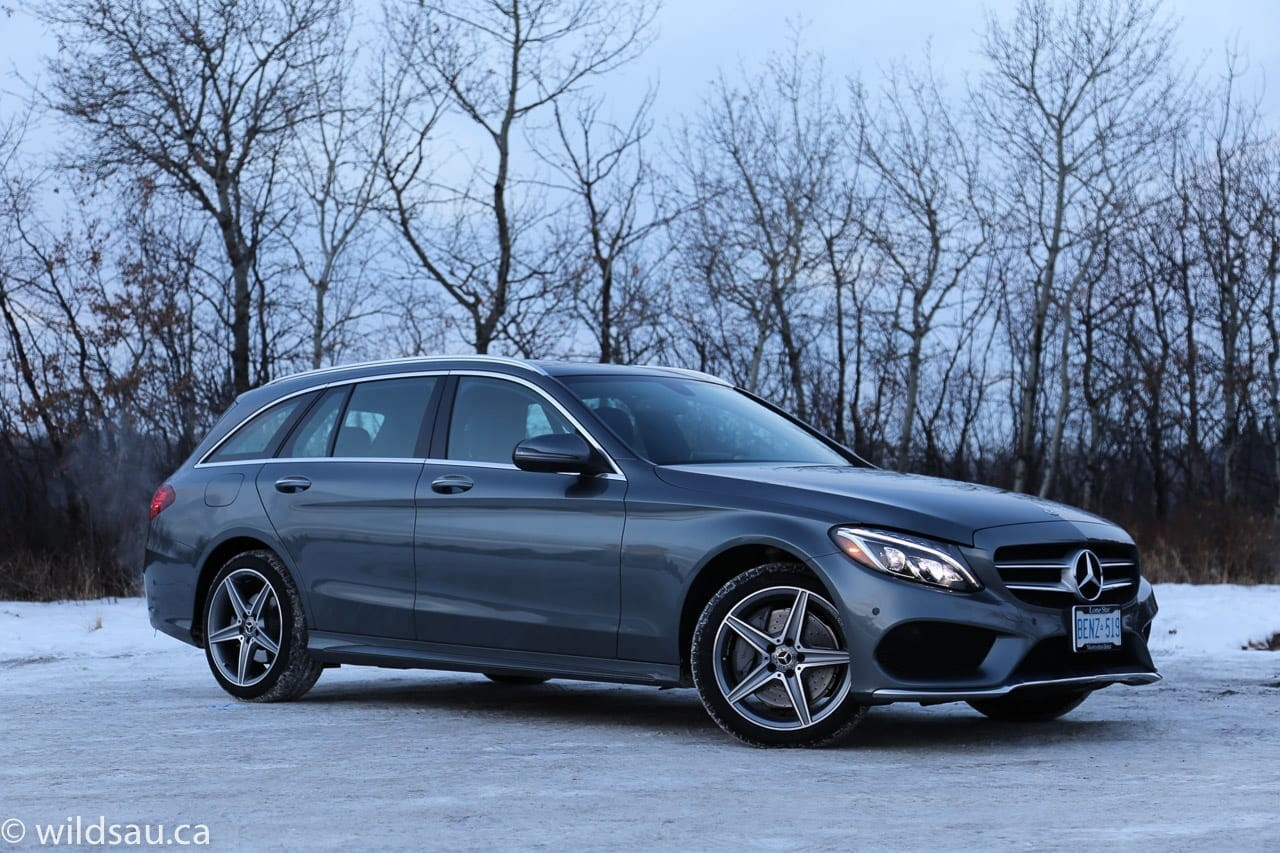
[691,563,867,747]
[203,549,322,702]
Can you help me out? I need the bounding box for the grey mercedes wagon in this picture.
[144,356,1160,746]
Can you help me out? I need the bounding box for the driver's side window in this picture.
[447,377,572,464]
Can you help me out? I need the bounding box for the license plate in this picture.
[1072,605,1122,652]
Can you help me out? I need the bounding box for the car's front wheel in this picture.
[203,550,322,702]
[967,689,1090,722]
[691,564,867,747]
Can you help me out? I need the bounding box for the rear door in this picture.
[413,374,626,658]
[256,375,443,640]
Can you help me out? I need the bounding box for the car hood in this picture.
[653,463,1122,547]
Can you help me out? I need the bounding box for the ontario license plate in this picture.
[1072,605,1122,652]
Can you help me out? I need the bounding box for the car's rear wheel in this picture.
[483,674,550,686]
[967,689,1090,722]
[692,563,867,747]
[203,550,322,702]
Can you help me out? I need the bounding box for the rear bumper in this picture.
[812,550,1160,704]
[143,546,200,647]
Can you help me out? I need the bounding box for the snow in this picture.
[0,599,155,661]
[1146,584,1280,654]
[1,585,1278,850]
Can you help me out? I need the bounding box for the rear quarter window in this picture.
[205,393,313,463]
[278,387,348,458]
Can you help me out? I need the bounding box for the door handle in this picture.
[431,474,474,495]
[274,475,312,494]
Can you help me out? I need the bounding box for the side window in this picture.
[278,387,347,458]
[206,394,312,463]
[333,377,438,458]
[579,394,645,456]
[447,377,573,464]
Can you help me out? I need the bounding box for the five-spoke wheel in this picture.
[202,550,323,702]
[207,567,283,688]
[692,564,866,747]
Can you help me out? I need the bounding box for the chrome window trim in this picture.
[264,355,547,386]
[194,368,625,479]
[196,454,625,481]
[429,457,626,481]
[198,456,428,468]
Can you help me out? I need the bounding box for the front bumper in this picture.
[812,547,1161,705]
[872,671,1161,704]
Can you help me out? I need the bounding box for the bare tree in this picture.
[858,61,991,471]
[1184,60,1273,505]
[41,0,344,395]
[676,42,849,417]
[814,171,874,448]
[380,0,657,355]
[283,10,383,368]
[0,107,161,595]
[536,89,679,363]
[976,0,1178,495]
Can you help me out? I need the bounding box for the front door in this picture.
[414,375,625,658]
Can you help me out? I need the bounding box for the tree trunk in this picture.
[312,281,328,369]
[1039,297,1075,498]
[1013,138,1068,493]
[895,330,924,471]
[830,239,848,445]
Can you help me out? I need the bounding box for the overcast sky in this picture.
[630,0,1280,118]
[2,1,1278,143]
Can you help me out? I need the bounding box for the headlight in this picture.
[831,527,981,592]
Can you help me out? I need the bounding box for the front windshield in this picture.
[560,375,852,466]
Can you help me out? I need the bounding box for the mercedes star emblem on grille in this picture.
[1073,549,1104,602]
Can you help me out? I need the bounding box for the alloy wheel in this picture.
[711,585,852,731]
[206,567,284,688]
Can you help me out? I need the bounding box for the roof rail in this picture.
[650,365,731,385]
[265,355,547,386]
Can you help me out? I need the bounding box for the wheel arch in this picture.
[192,530,301,645]
[677,537,837,684]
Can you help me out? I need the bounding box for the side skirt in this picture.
[307,631,683,687]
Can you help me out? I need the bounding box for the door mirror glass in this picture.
[512,433,600,475]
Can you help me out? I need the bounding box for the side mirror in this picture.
[512,433,603,475]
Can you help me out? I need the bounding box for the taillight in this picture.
[150,484,176,520]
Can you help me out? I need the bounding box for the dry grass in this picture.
[1128,509,1280,585]
[0,549,138,602]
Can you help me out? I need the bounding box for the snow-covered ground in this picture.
[1,585,1277,851]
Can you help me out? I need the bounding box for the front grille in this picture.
[993,541,1139,609]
